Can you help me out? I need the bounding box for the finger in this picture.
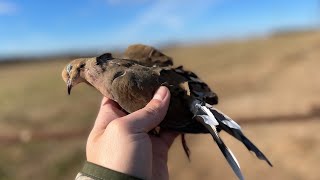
[92,97,127,133]
[121,86,171,133]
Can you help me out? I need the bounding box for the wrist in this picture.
[86,133,152,179]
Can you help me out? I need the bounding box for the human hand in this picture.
[86,86,178,180]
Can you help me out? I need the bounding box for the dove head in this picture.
[62,59,87,95]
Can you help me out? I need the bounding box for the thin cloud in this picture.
[114,0,222,43]
[0,1,18,15]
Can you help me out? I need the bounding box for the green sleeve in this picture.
[76,161,143,180]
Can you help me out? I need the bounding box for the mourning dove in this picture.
[62,45,272,180]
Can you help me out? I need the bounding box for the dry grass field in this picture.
[0,31,320,180]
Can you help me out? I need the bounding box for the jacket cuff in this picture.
[80,161,143,180]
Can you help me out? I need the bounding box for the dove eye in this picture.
[66,64,72,74]
[79,64,85,68]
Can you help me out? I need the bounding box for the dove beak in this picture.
[67,79,72,95]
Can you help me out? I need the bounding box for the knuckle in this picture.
[144,103,160,117]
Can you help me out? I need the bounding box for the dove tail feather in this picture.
[181,134,191,160]
[211,132,244,180]
[196,116,244,180]
[238,133,273,166]
[208,106,273,167]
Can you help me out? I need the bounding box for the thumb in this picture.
[92,97,127,134]
[121,86,171,133]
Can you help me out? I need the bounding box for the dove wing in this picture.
[122,44,173,67]
[173,66,219,105]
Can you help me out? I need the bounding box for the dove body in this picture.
[63,57,205,133]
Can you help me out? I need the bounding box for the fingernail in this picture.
[153,86,167,101]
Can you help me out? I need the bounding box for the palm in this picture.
[150,133,177,180]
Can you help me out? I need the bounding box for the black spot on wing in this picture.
[96,53,113,65]
[112,71,125,82]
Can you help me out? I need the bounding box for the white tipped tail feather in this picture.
[208,105,273,167]
[193,103,244,180]
[191,101,272,180]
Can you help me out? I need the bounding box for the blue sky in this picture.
[0,0,319,57]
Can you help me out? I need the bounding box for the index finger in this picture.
[92,97,127,132]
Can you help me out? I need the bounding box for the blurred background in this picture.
[1,0,320,179]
